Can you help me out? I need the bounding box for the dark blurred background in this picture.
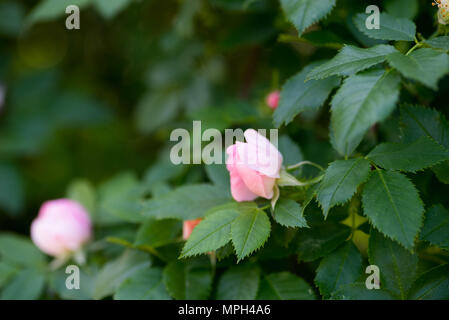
[0,0,447,237]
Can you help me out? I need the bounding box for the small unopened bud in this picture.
[31,199,92,257]
[183,219,202,240]
[266,90,280,110]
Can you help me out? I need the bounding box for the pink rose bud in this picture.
[31,199,92,257]
[266,90,280,110]
[226,129,283,202]
[183,219,202,240]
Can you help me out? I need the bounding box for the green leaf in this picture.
[231,207,271,261]
[368,229,418,299]
[296,222,351,262]
[181,208,240,258]
[387,49,449,90]
[408,264,449,300]
[273,63,340,128]
[331,283,395,300]
[330,70,400,156]
[432,161,449,184]
[1,268,45,300]
[278,135,303,166]
[367,136,449,172]
[142,184,231,220]
[97,172,145,224]
[93,0,131,19]
[0,233,45,267]
[385,0,418,20]
[135,219,182,249]
[163,260,212,300]
[353,12,416,41]
[27,0,91,26]
[93,250,151,300]
[216,264,260,300]
[114,267,171,300]
[306,45,397,80]
[280,0,336,35]
[315,242,363,297]
[400,105,449,149]
[0,262,19,288]
[362,170,424,250]
[273,199,308,228]
[257,272,315,300]
[317,158,371,217]
[420,205,449,250]
[66,179,96,216]
[134,91,180,135]
[425,36,449,51]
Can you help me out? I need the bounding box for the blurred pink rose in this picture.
[266,90,280,110]
[226,129,283,202]
[31,199,92,257]
[183,218,202,240]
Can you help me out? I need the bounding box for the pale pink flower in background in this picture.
[183,218,202,240]
[31,199,92,257]
[226,129,283,202]
[266,90,280,110]
[435,0,449,24]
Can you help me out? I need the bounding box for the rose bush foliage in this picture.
[0,0,449,300]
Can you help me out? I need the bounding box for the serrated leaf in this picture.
[307,45,397,80]
[330,70,400,156]
[420,205,449,250]
[163,260,212,300]
[135,219,182,249]
[387,49,449,90]
[114,267,171,300]
[280,0,336,35]
[142,184,231,220]
[231,208,271,261]
[367,136,449,172]
[317,158,371,217]
[315,242,363,297]
[257,272,315,300]
[181,209,240,258]
[425,36,449,51]
[432,160,449,185]
[408,264,449,300]
[296,222,351,262]
[331,283,395,300]
[216,264,260,300]
[353,12,416,41]
[362,170,423,250]
[273,199,308,228]
[369,229,418,299]
[400,105,449,149]
[273,63,340,128]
